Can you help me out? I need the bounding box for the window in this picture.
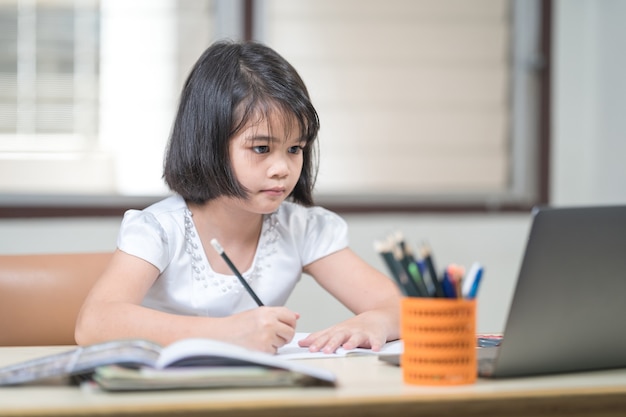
[0,0,548,214]
[257,0,546,209]
[0,0,99,136]
[0,0,216,197]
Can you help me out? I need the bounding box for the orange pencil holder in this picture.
[401,297,477,385]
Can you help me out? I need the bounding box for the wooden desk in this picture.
[1,346,626,417]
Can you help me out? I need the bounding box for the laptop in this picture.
[478,204,626,377]
[381,205,626,378]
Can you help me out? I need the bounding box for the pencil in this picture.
[419,244,445,298]
[210,238,264,306]
[393,232,429,297]
[400,234,435,297]
[374,239,420,297]
[392,244,425,297]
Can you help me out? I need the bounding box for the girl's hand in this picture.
[301,248,402,354]
[297,311,391,354]
[220,306,299,354]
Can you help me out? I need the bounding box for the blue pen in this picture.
[462,262,484,299]
[441,269,457,298]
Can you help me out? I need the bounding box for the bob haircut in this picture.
[163,40,320,206]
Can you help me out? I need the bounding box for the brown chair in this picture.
[0,252,112,346]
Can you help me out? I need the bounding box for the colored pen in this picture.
[462,262,484,299]
[394,233,430,297]
[443,264,465,299]
[441,269,457,298]
[419,244,445,297]
[210,238,264,306]
[393,244,426,297]
[448,264,465,299]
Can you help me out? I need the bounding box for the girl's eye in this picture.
[289,145,304,154]
[252,145,270,154]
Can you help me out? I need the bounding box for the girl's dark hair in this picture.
[163,40,319,206]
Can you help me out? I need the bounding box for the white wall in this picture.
[0,212,529,333]
[288,213,529,333]
[551,0,626,206]
[1,0,625,334]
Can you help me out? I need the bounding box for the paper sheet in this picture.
[277,332,403,360]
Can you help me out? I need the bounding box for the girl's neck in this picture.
[187,198,265,272]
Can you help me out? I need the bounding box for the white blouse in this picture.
[117,195,349,317]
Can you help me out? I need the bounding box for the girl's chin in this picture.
[255,199,286,213]
[241,198,284,214]
[257,203,283,214]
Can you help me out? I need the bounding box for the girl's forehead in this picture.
[237,106,302,139]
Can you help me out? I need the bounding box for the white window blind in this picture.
[0,0,109,194]
[0,0,216,196]
[259,0,541,207]
[0,0,99,136]
[0,0,543,210]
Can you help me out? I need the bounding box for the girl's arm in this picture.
[74,249,298,353]
[299,247,402,353]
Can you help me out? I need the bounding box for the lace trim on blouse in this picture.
[183,208,279,295]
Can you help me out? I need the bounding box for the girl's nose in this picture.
[267,154,290,178]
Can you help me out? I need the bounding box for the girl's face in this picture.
[228,109,306,214]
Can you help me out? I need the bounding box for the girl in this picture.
[75,40,401,354]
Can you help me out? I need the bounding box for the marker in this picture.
[210,238,264,306]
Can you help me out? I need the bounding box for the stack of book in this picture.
[0,338,336,391]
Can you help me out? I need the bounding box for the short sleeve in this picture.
[117,210,172,272]
[299,206,349,266]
